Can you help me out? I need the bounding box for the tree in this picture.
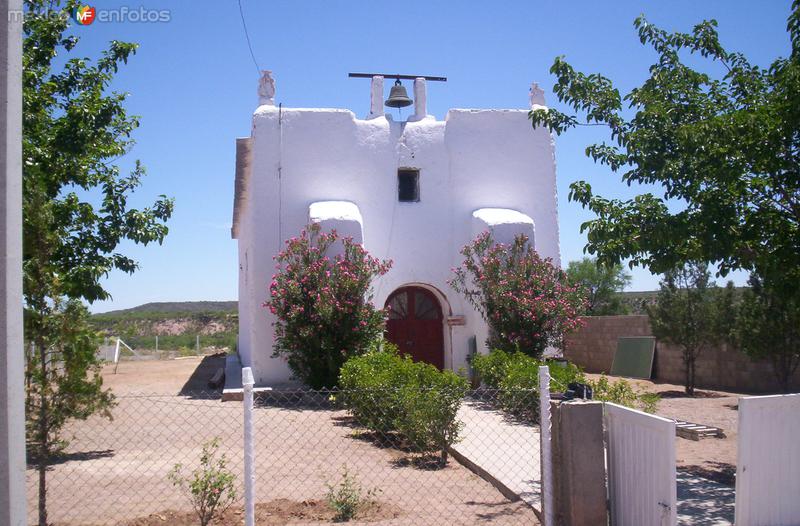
[734,274,800,392]
[530,3,800,288]
[24,2,173,524]
[266,224,392,389]
[566,257,631,315]
[449,232,586,358]
[647,263,733,395]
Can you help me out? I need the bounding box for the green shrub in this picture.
[396,364,468,465]
[338,344,409,434]
[325,466,378,522]
[548,360,586,389]
[471,349,512,388]
[638,393,661,414]
[497,353,542,420]
[339,348,468,465]
[473,351,585,420]
[588,375,660,413]
[473,351,660,416]
[168,438,237,526]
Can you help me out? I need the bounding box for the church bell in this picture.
[385,79,413,108]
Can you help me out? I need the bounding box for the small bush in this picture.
[546,360,586,389]
[339,348,468,465]
[497,354,542,420]
[474,351,659,415]
[473,350,586,420]
[498,353,585,420]
[638,392,661,414]
[588,375,660,413]
[338,343,409,434]
[325,466,377,522]
[168,437,237,526]
[471,349,512,388]
[396,364,468,465]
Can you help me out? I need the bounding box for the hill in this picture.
[91,301,239,353]
[94,301,237,318]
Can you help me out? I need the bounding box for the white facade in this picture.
[232,72,560,386]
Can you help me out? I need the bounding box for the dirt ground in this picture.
[30,357,539,526]
[100,354,219,394]
[586,373,739,485]
[120,499,402,526]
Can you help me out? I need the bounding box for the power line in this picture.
[237,0,261,75]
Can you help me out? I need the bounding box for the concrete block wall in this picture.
[564,315,800,393]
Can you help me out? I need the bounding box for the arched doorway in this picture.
[385,286,444,369]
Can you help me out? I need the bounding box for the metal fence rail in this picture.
[27,386,549,525]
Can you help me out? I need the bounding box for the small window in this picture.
[398,169,419,202]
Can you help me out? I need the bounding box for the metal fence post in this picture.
[113,338,121,374]
[242,367,255,526]
[538,365,554,526]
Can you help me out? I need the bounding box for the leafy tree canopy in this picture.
[566,257,631,315]
[531,3,800,288]
[24,0,174,305]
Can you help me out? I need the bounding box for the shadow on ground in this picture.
[27,449,115,469]
[658,389,726,399]
[331,415,451,470]
[680,462,736,486]
[466,500,529,522]
[178,352,227,397]
[253,389,337,411]
[677,470,735,526]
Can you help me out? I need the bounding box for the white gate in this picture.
[735,393,800,526]
[605,403,677,526]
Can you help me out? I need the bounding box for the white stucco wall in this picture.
[234,83,559,386]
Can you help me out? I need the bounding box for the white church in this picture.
[231,71,560,386]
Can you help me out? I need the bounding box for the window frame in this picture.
[397,168,420,203]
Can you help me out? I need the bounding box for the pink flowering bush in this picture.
[449,232,586,358]
[265,223,392,388]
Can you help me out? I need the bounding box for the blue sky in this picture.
[76,0,794,313]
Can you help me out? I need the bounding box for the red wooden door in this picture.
[385,287,444,369]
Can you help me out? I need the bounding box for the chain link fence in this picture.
[27,386,550,525]
[26,392,244,525]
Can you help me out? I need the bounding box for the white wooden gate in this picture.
[605,403,677,526]
[735,393,800,526]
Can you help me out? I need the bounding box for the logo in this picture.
[73,5,96,25]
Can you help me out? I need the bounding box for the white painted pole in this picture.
[242,367,255,526]
[0,1,26,523]
[196,334,200,354]
[538,366,554,526]
[155,335,158,353]
[113,338,121,374]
